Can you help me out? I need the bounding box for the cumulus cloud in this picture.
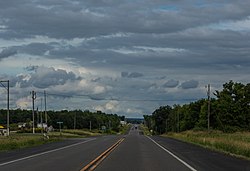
[20,66,81,88]
[16,97,30,109]
[163,79,179,88]
[180,80,199,89]
[94,101,119,113]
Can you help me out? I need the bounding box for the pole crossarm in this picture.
[0,81,8,89]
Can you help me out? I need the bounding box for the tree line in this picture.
[0,109,123,132]
[144,81,250,134]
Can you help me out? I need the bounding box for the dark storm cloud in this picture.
[20,43,54,56]
[121,72,144,78]
[1,0,250,39]
[180,80,199,89]
[0,0,249,71]
[0,48,17,59]
[163,80,179,88]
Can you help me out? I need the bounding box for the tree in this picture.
[151,106,172,134]
[214,80,249,132]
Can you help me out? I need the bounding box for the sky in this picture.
[0,0,250,118]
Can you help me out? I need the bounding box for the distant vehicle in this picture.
[135,126,137,129]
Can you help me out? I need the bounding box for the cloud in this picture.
[1,0,250,40]
[19,43,54,56]
[121,72,143,78]
[0,1,250,117]
[16,97,30,109]
[163,79,179,88]
[20,66,81,89]
[180,80,199,89]
[25,65,39,71]
[0,48,17,59]
[94,100,119,113]
[0,74,22,87]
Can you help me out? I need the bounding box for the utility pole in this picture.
[166,118,168,133]
[178,113,180,132]
[44,90,47,124]
[7,81,9,136]
[0,80,10,136]
[36,107,39,124]
[177,112,180,133]
[40,97,43,125]
[89,121,92,131]
[206,84,211,131]
[41,99,43,134]
[31,90,36,134]
[74,111,76,130]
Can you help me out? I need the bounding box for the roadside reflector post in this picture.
[57,122,63,136]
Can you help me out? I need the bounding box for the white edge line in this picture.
[146,136,197,171]
[0,138,96,167]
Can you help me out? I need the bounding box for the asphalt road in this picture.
[151,136,250,171]
[95,125,191,171]
[0,135,122,171]
[96,126,250,171]
[0,126,250,171]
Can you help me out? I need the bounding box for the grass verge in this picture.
[163,131,250,160]
[0,129,103,152]
[119,124,131,135]
[139,124,152,136]
[61,129,102,137]
[0,133,60,152]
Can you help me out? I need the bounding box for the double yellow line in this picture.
[81,137,125,171]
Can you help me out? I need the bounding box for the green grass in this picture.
[0,127,129,152]
[61,129,102,137]
[139,124,152,136]
[119,124,131,135]
[0,133,60,152]
[0,129,103,152]
[163,131,250,159]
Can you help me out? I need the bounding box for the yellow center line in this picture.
[80,137,125,171]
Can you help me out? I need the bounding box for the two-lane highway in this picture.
[94,127,250,171]
[95,125,250,171]
[1,125,250,171]
[95,125,192,171]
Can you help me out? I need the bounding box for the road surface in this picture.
[95,125,191,171]
[0,136,122,171]
[0,125,250,171]
[95,125,250,171]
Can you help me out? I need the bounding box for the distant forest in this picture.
[0,109,123,132]
[144,81,250,133]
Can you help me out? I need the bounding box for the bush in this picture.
[223,126,242,133]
